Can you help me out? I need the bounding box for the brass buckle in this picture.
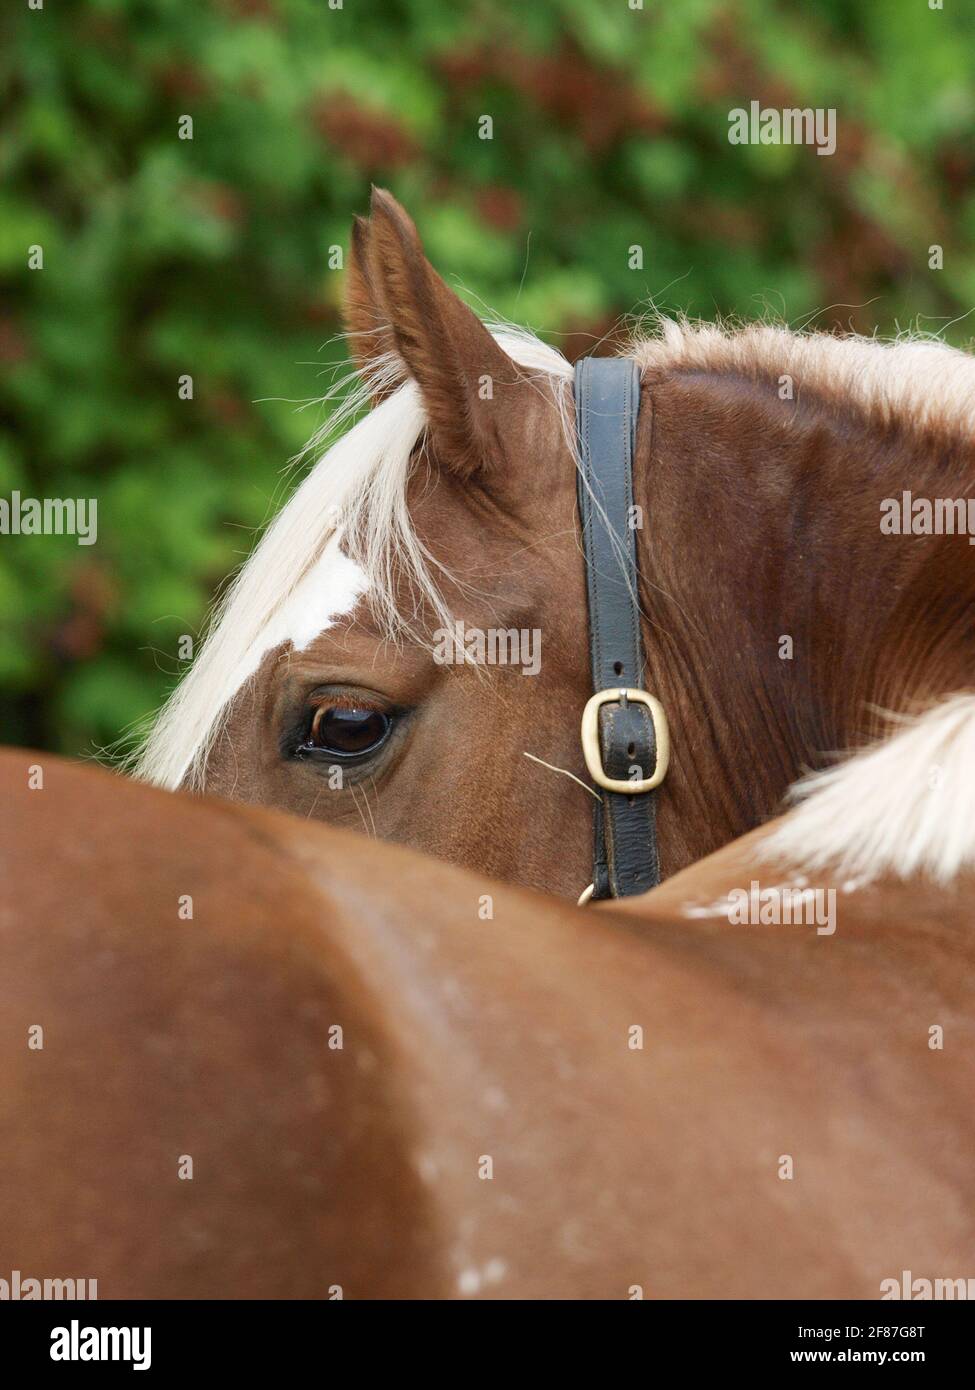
[580,687,670,796]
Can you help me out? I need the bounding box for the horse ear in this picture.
[342,215,404,405]
[345,187,531,480]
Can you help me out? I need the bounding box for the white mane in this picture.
[632,318,975,439]
[135,327,572,790]
[765,694,975,884]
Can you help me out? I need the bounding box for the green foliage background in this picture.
[2,0,973,757]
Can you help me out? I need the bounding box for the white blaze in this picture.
[242,537,369,680]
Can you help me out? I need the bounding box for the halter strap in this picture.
[574,356,668,901]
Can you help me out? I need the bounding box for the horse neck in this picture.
[634,365,975,873]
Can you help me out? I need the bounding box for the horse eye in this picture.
[302,705,393,759]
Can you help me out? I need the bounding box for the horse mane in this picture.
[630,317,975,440]
[134,325,572,790]
[764,693,975,884]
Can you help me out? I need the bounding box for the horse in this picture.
[133,189,975,902]
[4,707,973,1298]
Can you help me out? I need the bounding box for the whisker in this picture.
[522,752,600,801]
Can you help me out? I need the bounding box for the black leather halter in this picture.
[574,356,669,903]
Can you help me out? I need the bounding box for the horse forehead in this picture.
[240,540,371,693]
[279,541,370,651]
